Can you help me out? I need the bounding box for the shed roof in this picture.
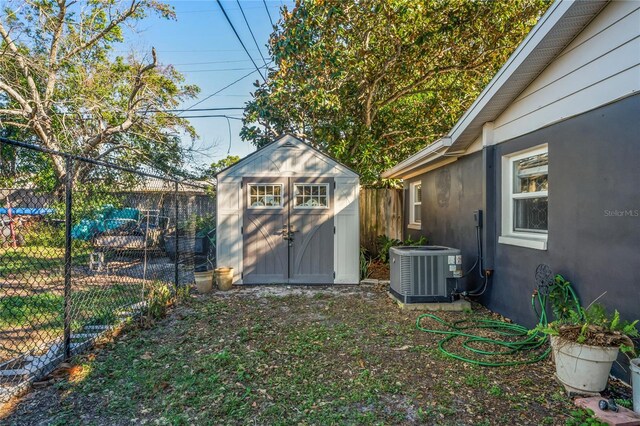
[215,134,359,179]
[382,0,608,179]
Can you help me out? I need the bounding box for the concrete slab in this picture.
[388,293,471,311]
[359,279,379,286]
[575,397,640,426]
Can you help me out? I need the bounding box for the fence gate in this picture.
[242,177,334,284]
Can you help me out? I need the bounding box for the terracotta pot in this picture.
[215,267,234,291]
[194,270,214,293]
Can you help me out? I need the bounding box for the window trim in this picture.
[499,144,548,250]
[247,183,284,209]
[409,181,422,229]
[293,183,330,210]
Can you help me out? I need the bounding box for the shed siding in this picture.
[493,1,640,144]
[216,179,242,282]
[216,135,359,284]
[334,177,360,284]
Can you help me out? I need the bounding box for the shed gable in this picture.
[218,135,357,179]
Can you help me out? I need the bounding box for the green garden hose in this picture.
[415,276,582,367]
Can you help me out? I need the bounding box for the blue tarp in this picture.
[0,208,55,216]
[71,205,140,241]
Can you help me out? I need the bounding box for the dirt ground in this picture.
[1,285,629,425]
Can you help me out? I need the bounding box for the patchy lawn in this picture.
[1,286,602,425]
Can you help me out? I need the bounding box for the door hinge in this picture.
[241,271,243,279]
[241,181,243,188]
[333,226,336,234]
[333,271,336,279]
[333,181,336,189]
[241,226,243,233]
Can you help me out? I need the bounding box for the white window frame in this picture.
[247,183,284,209]
[408,181,422,230]
[498,144,548,250]
[293,183,330,209]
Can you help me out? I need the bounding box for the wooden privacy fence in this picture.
[359,188,403,255]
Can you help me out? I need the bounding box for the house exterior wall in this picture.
[216,136,360,284]
[492,0,640,145]
[404,152,484,292]
[402,94,639,379]
[488,94,640,327]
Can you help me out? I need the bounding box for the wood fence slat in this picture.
[359,188,403,255]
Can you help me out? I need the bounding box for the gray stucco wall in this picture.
[487,94,640,328]
[404,94,640,378]
[404,152,484,292]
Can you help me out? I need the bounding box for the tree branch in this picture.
[61,0,141,62]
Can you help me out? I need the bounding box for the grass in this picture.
[2,287,596,426]
[0,245,91,277]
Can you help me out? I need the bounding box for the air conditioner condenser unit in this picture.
[389,246,462,303]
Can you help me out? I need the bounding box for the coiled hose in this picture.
[416,279,581,367]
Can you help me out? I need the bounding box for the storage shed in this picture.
[216,134,360,285]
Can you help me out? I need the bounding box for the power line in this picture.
[179,115,243,120]
[163,107,245,112]
[215,0,266,81]
[263,0,275,27]
[236,0,269,69]
[169,59,251,66]
[179,67,254,73]
[179,62,271,114]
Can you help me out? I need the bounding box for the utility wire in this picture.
[263,0,275,27]
[179,67,254,73]
[170,59,251,66]
[215,0,266,80]
[236,0,269,70]
[160,107,245,112]
[178,63,270,114]
[179,115,243,120]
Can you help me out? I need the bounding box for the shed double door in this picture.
[242,177,334,284]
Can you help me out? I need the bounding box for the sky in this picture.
[122,0,293,170]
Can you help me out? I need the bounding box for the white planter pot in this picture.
[631,358,640,413]
[194,270,214,293]
[550,335,619,394]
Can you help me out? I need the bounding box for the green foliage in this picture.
[565,408,606,426]
[0,1,199,188]
[241,0,550,184]
[376,234,428,264]
[207,155,241,177]
[144,282,174,320]
[359,247,373,280]
[537,274,639,354]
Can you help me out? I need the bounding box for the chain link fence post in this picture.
[174,180,179,290]
[63,155,73,360]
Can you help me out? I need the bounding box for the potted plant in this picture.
[537,275,639,394]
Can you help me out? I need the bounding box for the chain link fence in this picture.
[0,137,215,402]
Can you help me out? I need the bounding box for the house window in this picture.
[499,145,548,250]
[294,184,329,208]
[248,184,283,208]
[409,182,422,228]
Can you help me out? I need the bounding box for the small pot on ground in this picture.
[631,358,640,413]
[215,267,234,291]
[194,270,214,293]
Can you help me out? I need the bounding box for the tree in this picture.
[207,155,241,177]
[241,0,549,185]
[0,0,199,190]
